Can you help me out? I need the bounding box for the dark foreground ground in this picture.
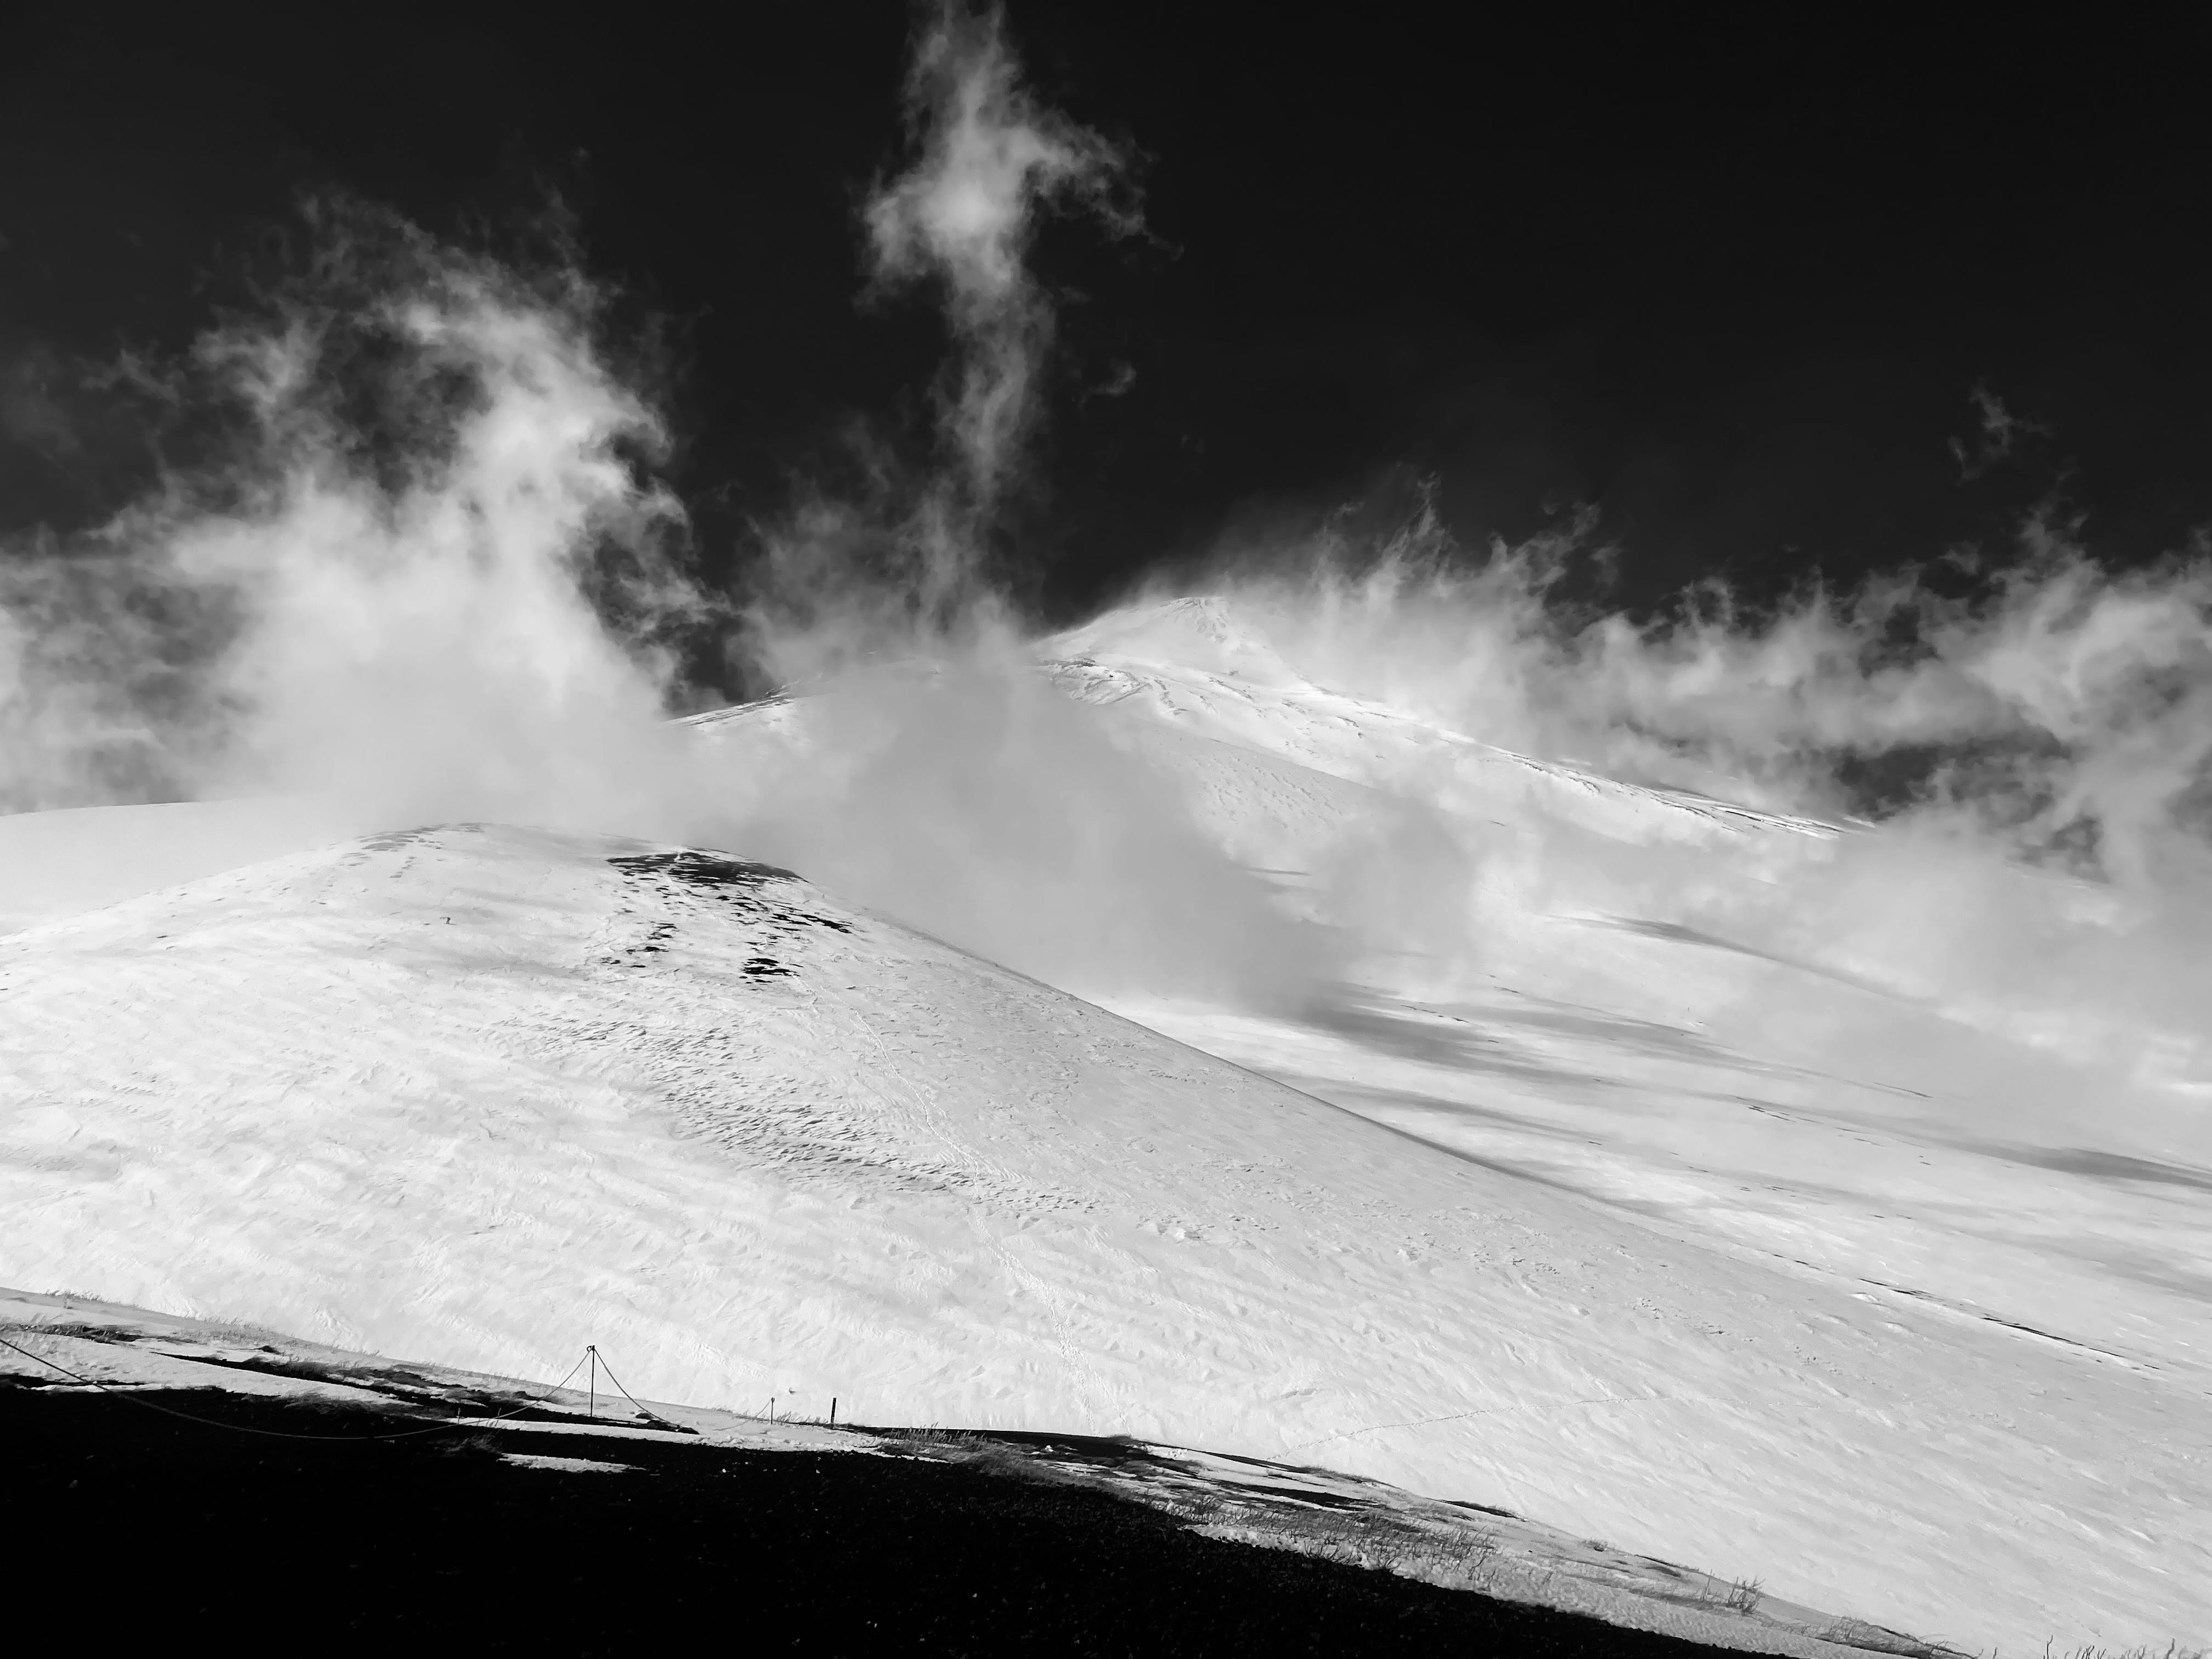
[6,1380,1740,1656]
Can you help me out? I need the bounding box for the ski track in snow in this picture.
[3,597,2209,1650]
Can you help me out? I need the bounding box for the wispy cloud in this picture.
[0,207,715,830]
[861,1,1135,597]
[1949,381,2050,479]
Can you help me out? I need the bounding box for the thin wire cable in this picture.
[0,1330,590,1444]
[585,1346,679,1430]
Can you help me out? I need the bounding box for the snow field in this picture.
[2,820,2206,1647]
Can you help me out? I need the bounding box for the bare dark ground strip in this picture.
[7,1381,1728,1656]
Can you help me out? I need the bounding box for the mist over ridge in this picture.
[0,1,2205,1103]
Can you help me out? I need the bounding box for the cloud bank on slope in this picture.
[1127,496,2212,1150]
[1215,503,2212,892]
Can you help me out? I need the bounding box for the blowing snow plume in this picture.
[831,0,1131,624]
[0,209,715,838]
[749,2,1131,656]
[1166,494,2212,1153]
[1219,503,2212,889]
[697,8,1320,1008]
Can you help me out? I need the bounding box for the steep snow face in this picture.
[1,823,2206,1646]
[1020,601,2212,1384]
[1046,596,1840,843]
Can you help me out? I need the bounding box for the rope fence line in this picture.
[5,1325,849,1445]
[582,1343,681,1431]
[0,1328,593,1445]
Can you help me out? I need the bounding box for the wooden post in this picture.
[830,1397,837,1427]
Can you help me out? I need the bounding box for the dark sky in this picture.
[5,4,2210,622]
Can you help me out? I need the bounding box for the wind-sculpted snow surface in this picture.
[1,823,2206,1647]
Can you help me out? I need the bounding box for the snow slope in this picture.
[0,796,367,935]
[1032,600,2212,1389]
[2,821,2207,1647]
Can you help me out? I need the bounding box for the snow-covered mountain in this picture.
[709,598,2210,1388]
[3,599,2208,1649]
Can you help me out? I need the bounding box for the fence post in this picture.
[830,1397,837,1427]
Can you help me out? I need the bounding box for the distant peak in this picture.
[1041,595,1298,685]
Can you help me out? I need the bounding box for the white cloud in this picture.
[863,3,1134,541]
